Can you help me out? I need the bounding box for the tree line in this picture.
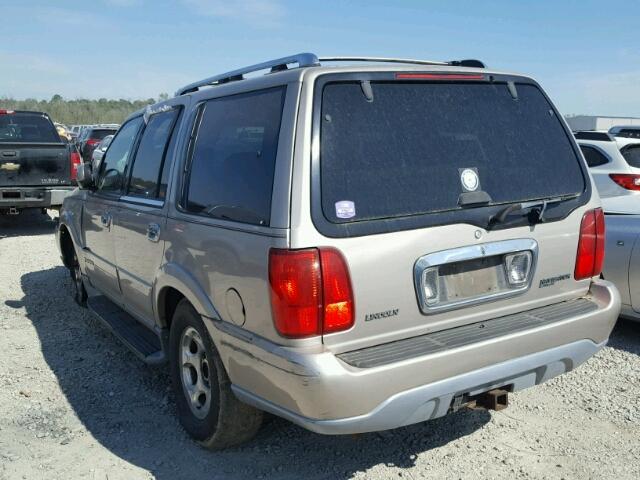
[0,94,170,126]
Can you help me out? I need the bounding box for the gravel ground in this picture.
[0,211,638,480]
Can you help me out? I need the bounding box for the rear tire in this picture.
[69,249,87,307]
[169,299,263,449]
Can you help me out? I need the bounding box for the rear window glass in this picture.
[89,129,116,140]
[320,81,584,223]
[0,113,60,143]
[622,145,640,168]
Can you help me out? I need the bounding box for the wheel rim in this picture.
[179,327,212,419]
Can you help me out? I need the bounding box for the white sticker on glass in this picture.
[335,200,356,219]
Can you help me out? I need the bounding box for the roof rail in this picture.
[319,57,485,68]
[175,53,486,96]
[175,52,320,96]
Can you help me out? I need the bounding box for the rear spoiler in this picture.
[573,131,614,142]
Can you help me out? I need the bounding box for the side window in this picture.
[622,145,640,168]
[127,108,180,199]
[184,86,286,226]
[97,117,143,193]
[579,145,609,168]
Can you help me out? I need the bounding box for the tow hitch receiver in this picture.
[475,389,509,411]
[450,388,510,413]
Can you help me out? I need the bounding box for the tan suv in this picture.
[56,53,620,449]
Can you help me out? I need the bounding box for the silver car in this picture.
[56,53,620,449]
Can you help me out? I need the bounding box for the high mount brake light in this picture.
[609,174,640,191]
[269,247,354,338]
[574,208,605,280]
[395,73,485,80]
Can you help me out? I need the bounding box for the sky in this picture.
[1,0,639,116]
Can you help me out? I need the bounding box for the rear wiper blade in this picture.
[487,195,578,230]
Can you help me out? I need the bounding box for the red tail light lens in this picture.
[319,248,354,334]
[609,174,640,191]
[86,138,101,146]
[0,109,15,115]
[574,208,605,280]
[269,248,354,338]
[70,150,82,181]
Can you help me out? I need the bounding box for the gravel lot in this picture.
[0,211,638,480]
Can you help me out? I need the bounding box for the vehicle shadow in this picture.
[15,265,491,480]
[607,317,640,356]
[0,209,58,239]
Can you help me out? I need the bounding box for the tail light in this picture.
[609,174,640,191]
[574,208,605,280]
[70,150,82,181]
[86,138,101,146]
[269,247,354,338]
[0,109,15,115]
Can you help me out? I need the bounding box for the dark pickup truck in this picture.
[0,109,80,214]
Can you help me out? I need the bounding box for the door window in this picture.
[184,87,286,226]
[127,108,180,199]
[96,117,143,193]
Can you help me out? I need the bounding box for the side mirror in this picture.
[76,163,95,189]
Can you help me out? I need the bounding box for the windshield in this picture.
[319,81,585,224]
[0,113,60,143]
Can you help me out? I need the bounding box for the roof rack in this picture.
[175,53,486,96]
[319,57,485,68]
[175,53,320,96]
[573,131,614,142]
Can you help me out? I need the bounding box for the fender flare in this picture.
[154,262,221,327]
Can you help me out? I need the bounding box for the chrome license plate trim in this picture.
[414,239,538,314]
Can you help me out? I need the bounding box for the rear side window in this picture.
[184,87,286,226]
[97,117,143,193]
[622,145,640,168]
[580,145,609,167]
[127,108,180,199]
[319,81,584,224]
[0,113,59,143]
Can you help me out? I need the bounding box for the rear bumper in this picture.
[0,186,75,209]
[210,280,620,435]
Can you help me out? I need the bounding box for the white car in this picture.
[575,130,640,202]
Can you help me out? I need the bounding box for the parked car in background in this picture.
[57,53,620,449]
[0,109,80,214]
[574,131,640,199]
[90,134,113,172]
[78,125,118,163]
[594,199,640,322]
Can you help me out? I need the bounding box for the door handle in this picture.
[100,212,112,227]
[147,223,161,242]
